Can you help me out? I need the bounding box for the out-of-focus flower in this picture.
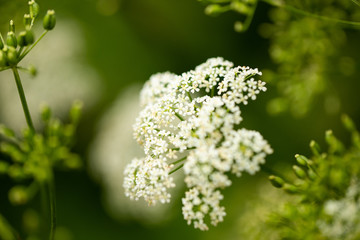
[0,20,101,130]
[124,57,272,230]
[90,87,181,224]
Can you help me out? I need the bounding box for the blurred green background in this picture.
[0,0,359,239]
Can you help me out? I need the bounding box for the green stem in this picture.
[170,156,187,165]
[242,0,258,32]
[47,175,56,240]
[0,67,11,72]
[175,112,185,121]
[262,0,360,28]
[18,30,48,61]
[12,67,35,133]
[169,164,184,175]
[351,0,360,7]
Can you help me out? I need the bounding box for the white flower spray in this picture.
[123,57,273,230]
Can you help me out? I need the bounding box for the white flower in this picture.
[124,57,272,230]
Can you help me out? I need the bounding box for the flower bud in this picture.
[18,32,27,47]
[9,186,28,205]
[0,50,7,67]
[9,20,15,33]
[6,32,17,48]
[269,175,285,188]
[23,14,32,29]
[6,46,18,65]
[309,140,321,156]
[234,21,244,32]
[43,10,56,30]
[295,154,309,166]
[292,165,306,179]
[205,4,223,16]
[28,65,37,76]
[29,0,40,19]
[282,183,298,194]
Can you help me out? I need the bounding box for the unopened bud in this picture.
[9,20,15,33]
[9,186,28,205]
[6,46,18,64]
[28,65,37,76]
[310,140,321,156]
[205,4,223,16]
[283,183,298,194]
[29,0,40,19]
[43,10,56,30]
[295,154,309,166]
[293,165,306,179]
[6,32,17,48]
[24,14,32,29]
[269,175,285,188]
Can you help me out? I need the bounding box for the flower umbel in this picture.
[123,57,272,230]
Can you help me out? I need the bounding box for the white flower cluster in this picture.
[123,57,273,230]
[318,179,360,240]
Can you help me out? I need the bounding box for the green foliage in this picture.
[268,115,360,240]
[198,0,360,117]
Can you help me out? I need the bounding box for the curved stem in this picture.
[12,67,35,133]
[262,0,360,28]
[169,163,184,175]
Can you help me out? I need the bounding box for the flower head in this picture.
[124,57,272,230]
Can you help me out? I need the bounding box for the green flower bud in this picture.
[269,175,285,188]
[230,2,250,14]
[29,0,40,19]
[309,140,321,156]
[0,50,7,67]
[28,65,37,76]
[6,46,18,65]
[205,4,223,16]
[9,20,15,33]
[282,183,298,194]
[43,10,56,30]
[24,14,32,29]
[293,165,306,179]
[18,32,27,47]
[6,32,17,48]
[9,186,28,205]
[234,21,244,32]
[341,114,356,132]
[295,154,309,166]
[307,168,317,181]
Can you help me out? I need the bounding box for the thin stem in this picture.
[175,112,184,121]
[170,156,187,165]
[48,176,56,240]
[12,67,35,133]
[242,0,258,32]
[169,164,184,175]
[18,30,48,61]
[262,0,360,28]
[352,0,360,7]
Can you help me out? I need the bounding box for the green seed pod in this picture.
[6,46,18,65]
[0,50,7,67]
[29,0,40,19]
[24,14,32,29]
[25,30,34,45]
[295,154,309,166]
[293,165,306,179]
[9,20,15,33]
[234,21,244,32]
[6,32,17,48]
[269,175,285,188]
[282,183,298,194]
[310,140,321,156]
[204,4,223,16]
[8,186,28,205]
[28,65,37,76]
[43,10,56,30]
[18,32,27,47]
